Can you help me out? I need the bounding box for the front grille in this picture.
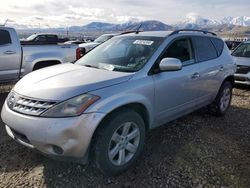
[8,92,56,116]
[236,65,250,74]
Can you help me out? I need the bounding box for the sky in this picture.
[0,0,249,28]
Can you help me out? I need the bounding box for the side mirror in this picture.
[159,58,182,71]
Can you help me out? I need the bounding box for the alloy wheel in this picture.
[108,122,140,166]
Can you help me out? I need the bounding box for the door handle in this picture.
[219,66,224,71]
[191,72,200,79]
[4,50,16,55]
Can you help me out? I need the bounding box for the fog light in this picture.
[52,145,63,155]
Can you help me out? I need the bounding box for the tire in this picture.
[210,81,233,116]
[93,109,146,176]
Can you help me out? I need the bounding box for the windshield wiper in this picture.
[83,64,100,69]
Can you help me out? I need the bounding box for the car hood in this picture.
[14,63,133,101]
[232,56,250,66]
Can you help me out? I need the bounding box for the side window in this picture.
[162,38,194,65]
[0,29,12,45]
[210,38,224,56]
[46,35,57,42]
[35,36,46,42]
[193,36,217,62]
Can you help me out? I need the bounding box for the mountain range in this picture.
[8,16,250,36]
[176,15,250,29]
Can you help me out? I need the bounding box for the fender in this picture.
[87,92,155,129]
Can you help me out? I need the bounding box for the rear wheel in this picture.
[93,109,146,176]
[210,81,233,116]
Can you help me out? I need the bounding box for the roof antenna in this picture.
[0,19,8,26]
[136,21,143,34]
[4,19,9,26]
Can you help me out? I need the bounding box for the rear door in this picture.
[153,37,201,126]
[192,36,224,105]
[0,28,22,81]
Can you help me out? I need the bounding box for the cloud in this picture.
[185,12,201,21]
[116,16,146,23]
[0,0,249,27]
[114,0,153,6]
[68,6,105,17]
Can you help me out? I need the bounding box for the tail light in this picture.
[76,48,86,60]
[76,48,82,60]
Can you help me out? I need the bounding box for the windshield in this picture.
[94,35,113,43]
[76,36,163,72]
[26,34,37,41]
[232,43,250,58]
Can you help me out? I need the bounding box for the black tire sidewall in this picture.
[94,109,146,176]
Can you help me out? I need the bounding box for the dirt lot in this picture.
[0,86,249,188]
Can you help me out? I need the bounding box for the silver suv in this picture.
[232,41,250,85]
[1,30,235,175]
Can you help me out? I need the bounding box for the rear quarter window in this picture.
[210,38,224,56]
[47,35,57,42]
[193,36,218,62]
[0,30,12,45]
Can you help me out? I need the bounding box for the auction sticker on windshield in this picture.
[133,40,154,46]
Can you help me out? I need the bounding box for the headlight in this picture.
[41,94,100,117]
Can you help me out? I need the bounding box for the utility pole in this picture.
[66,26,69,37]
[38,23,41,33]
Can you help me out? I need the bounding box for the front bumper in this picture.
[1,101,106,162]
[234,73,250,85]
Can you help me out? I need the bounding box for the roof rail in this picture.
[170,29,217,36]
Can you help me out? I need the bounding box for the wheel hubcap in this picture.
[220,88,231,111]
[108,122,140,166]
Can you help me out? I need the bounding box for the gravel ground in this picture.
[0,86,249,188]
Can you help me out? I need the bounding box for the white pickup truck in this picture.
[0,27,82,83]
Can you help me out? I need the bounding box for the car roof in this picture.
[0,26,15,30]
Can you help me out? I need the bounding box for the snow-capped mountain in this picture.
[176,14,250,29]
[175,13,220,29]
[67,20,172,33]
[221,16,250,26]
[7,15,250,36]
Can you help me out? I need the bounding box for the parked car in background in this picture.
[225,41,242,51]
[78,33,118,55]
[21,33,69,45]
[0,27,82,83]
[232,41,250,85]
[1,29,235,176]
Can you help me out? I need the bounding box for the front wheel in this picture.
[93,109,146,176]
[210,81,233,116]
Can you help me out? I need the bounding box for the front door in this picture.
[153,37,200,126]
